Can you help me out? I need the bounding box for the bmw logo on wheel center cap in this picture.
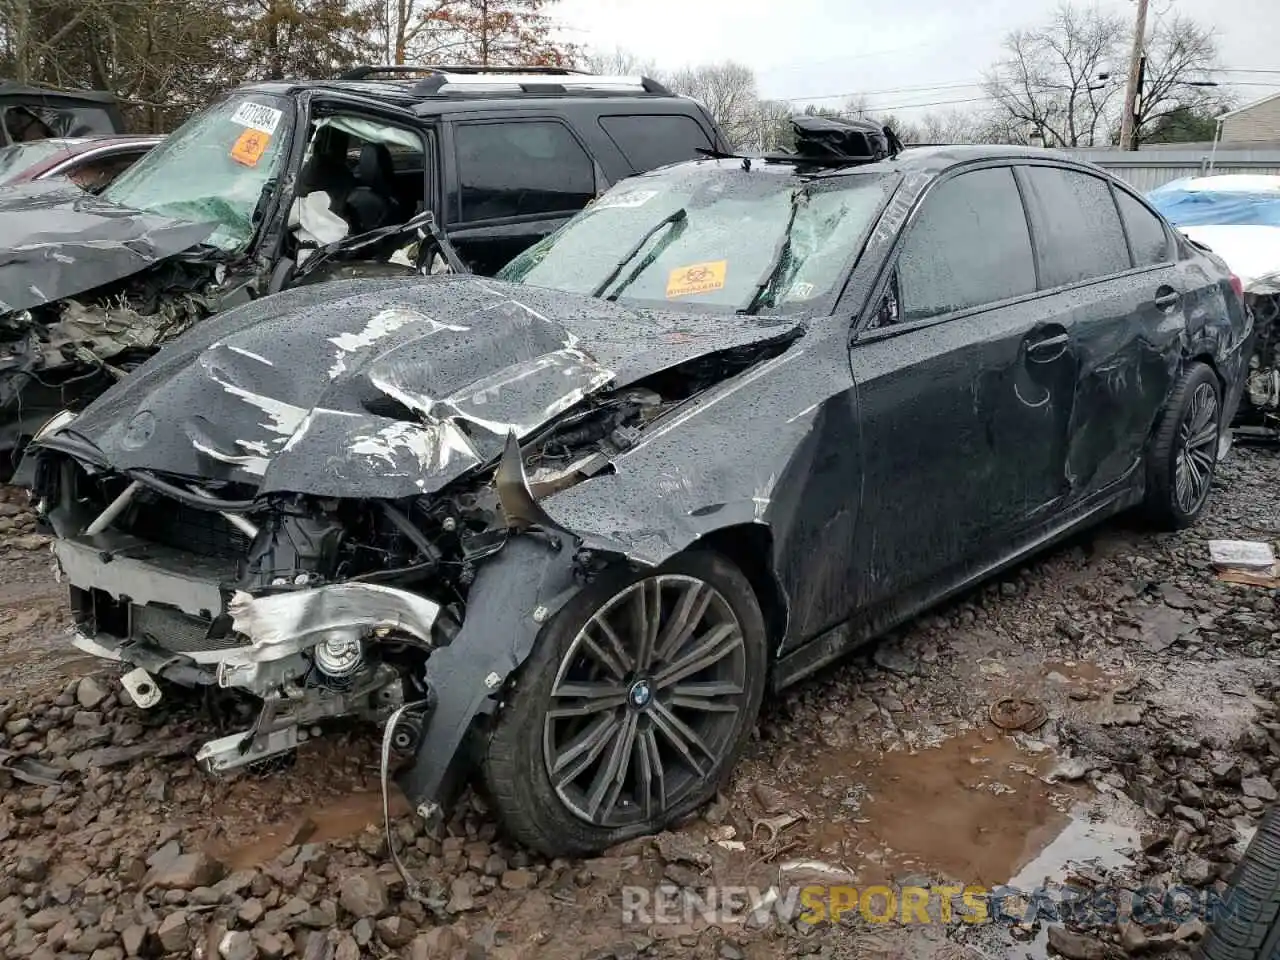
[628,679,653,710]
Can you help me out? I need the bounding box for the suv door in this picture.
[1016,163,1184,501]
[444,117,599,274]
[264,94,436,285]
[848,164,1077,608]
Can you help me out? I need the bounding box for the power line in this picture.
[863,94,999,112]
[778,80,984,102]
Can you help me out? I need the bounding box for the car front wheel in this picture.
[1144,360,1222,529]
[482,550,768,857]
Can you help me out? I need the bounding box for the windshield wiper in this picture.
[591,208,688,299]
[739,187,808,315]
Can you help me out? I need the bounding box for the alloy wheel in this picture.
[541,574,748,828]
[1173,381,1219,515]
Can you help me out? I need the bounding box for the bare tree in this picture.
[665,61,760,149]
[580,46,659,78]
[755,99,795,151]
[842,95,871,120]
[912,109,988,144]
[375,0,456,64]
[983,2,1124,147]
[1132,12,1229,145]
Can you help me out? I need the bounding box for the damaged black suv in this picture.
[0,65,729,472]
[28,123,1251,858]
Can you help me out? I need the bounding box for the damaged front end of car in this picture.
[27,277,804,821]
[1238,280,1280,439]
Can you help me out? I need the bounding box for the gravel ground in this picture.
[1,445,1278,960]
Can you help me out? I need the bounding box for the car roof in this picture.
[625,144,1109,186]
[236,78,703,117]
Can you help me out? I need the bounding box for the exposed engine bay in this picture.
[27,276,804,820]
[1240,292,1280,435]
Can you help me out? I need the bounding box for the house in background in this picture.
[1220,92,1280,145]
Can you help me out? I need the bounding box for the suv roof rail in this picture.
[336,64,674,97]
[339,64,583,80]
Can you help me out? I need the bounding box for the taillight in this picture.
[1229,274,1244,300]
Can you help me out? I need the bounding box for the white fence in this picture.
[1063,147,1280,191]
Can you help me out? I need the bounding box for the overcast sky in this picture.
[553,0,1279,115]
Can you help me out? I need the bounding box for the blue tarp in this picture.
[1148,179,1280,228]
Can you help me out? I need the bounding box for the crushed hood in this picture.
[0,180,218,316]
[56,276,805,499]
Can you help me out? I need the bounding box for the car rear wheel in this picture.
[1144,361,1222,530]
[481,550,768,857]
[1195,803,1280,960]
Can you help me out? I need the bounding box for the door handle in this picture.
[1154,287,1181,311]
[1027,331,1069,362]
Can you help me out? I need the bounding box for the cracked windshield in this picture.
[498,164,898,313]
[101,94,292,252]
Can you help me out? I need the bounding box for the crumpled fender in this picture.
[538,343,825,566]
[532,334,863,648]
[399,534,582,816]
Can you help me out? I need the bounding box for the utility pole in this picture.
[1118,0,1149,151]
[1131,54,1147,150]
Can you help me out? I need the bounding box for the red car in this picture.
[0,135,163,192]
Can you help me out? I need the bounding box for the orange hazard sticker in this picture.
[666,260,727,299]
[230,128,270,167]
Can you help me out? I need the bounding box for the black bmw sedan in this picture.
[29,140,1251,857]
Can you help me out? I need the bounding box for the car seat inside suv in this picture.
[346,142,402,233]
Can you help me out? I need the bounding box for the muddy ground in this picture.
[1,446,1279,960]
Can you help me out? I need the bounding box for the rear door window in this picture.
[1115,189,1172,267]
[895,166,1037,322]
[599,114,714,173]
[1019,166,1132,287]
[455,120,595,222]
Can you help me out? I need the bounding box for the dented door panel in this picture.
[848,296,1077,610]
[1058,272,1183,501]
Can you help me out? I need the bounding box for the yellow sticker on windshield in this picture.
[230,128,270,167]
[666,261,727,299]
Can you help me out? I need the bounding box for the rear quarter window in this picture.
[599,114,714,173]
[1115,189,1172,267]
[1019,166,1132,287]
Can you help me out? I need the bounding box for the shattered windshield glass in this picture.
[102,93,293,253]
[498,161,899,314]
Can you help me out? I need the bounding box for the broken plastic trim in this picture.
[494,430,576,536]
[292,209,469,285]
[227,582,441,661]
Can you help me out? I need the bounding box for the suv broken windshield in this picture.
[102,93,293,252]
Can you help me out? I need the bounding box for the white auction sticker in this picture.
[231,101,284,135]
[593,189,659,210]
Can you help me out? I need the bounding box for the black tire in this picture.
[1143,361,1222,530]
[481,550,768,857]
[1196,804,1280,960]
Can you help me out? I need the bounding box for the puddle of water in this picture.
[782,728,1079,886]
[1010,802,1140,889]
[212,787,409,869]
